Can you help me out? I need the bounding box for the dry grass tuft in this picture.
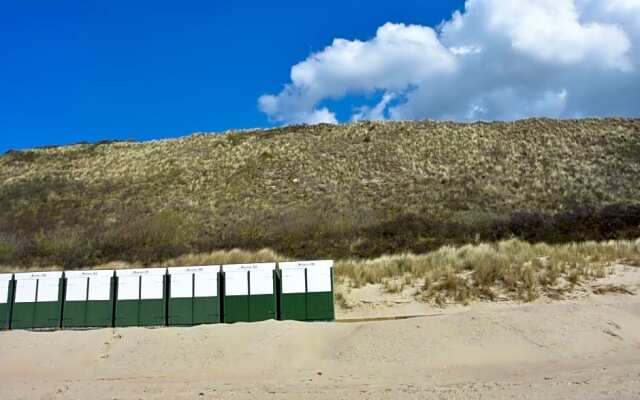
[335,238,640,305]
[334,287,352,310]
[161,248,285,267]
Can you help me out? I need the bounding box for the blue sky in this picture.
[2,1,639,153]
[0,1,464,152]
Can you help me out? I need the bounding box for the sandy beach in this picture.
[1,266,640,399]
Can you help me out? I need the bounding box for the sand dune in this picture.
[1,268,640,399]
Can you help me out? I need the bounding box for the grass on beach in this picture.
[4,238,637,306]
[335,237,640,304]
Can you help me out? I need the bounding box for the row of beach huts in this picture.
[0,260,334,330]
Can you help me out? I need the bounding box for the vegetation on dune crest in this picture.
[0,118,639,269]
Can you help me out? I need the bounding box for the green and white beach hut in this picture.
[222,263,277,323]
[63,270,116,328]
[167,266,220,326]
[278,260,334,321]
[114,268,167,327]
[11,271,64,329]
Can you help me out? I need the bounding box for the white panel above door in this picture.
[88,276,112,301]
[0,274,11,304]
[37,278,60,302]
[117,275,139,300]
[281,268,306,294]
[250,268,274,295]
[194,271,218,297]
[224,270,248,296]
[140,275,164,300]
[170,273,193,298]
[65,277,88,301]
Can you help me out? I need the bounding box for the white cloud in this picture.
[259,0,640,124]
[455,0,632,68]
[352,92,397,121]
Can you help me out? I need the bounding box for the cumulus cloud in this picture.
[258,0,640,124]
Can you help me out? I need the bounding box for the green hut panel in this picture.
[248,294,277,322]
[304,262,335,321]
[193,297,220,325]
[11,277,38,329]
[306,292,335,321]
[168,266,220,326]
[223,268,250,323]
[193,267,220,325]
[278,266,308,321]
[0,274,13,330]
[247,265,277,322]
[168,297,192,326]
[279,261,335,321]
[12,272,63,330]
[115,268,166,327]
[223,263,276,323]
[115,301,139,327]
[63,270,115,329]
[167,268,191,326]
[139,298,166,326]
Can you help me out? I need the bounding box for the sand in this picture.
[1,266,640,399]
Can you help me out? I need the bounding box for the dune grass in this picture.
[3,238,637,308]
[160,248,284,267]
[0,248,285,273]
[335,238,640,304]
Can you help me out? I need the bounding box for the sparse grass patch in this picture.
[592,284,636,295]
[334,287,352,309]
[335,238,640,305]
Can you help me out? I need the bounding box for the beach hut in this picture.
[278,261,334,321]
[63,270,115,328]
[11,271,64,329]
[222,263,277,323]
[167,266,221,326]
[114,268,167,327]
